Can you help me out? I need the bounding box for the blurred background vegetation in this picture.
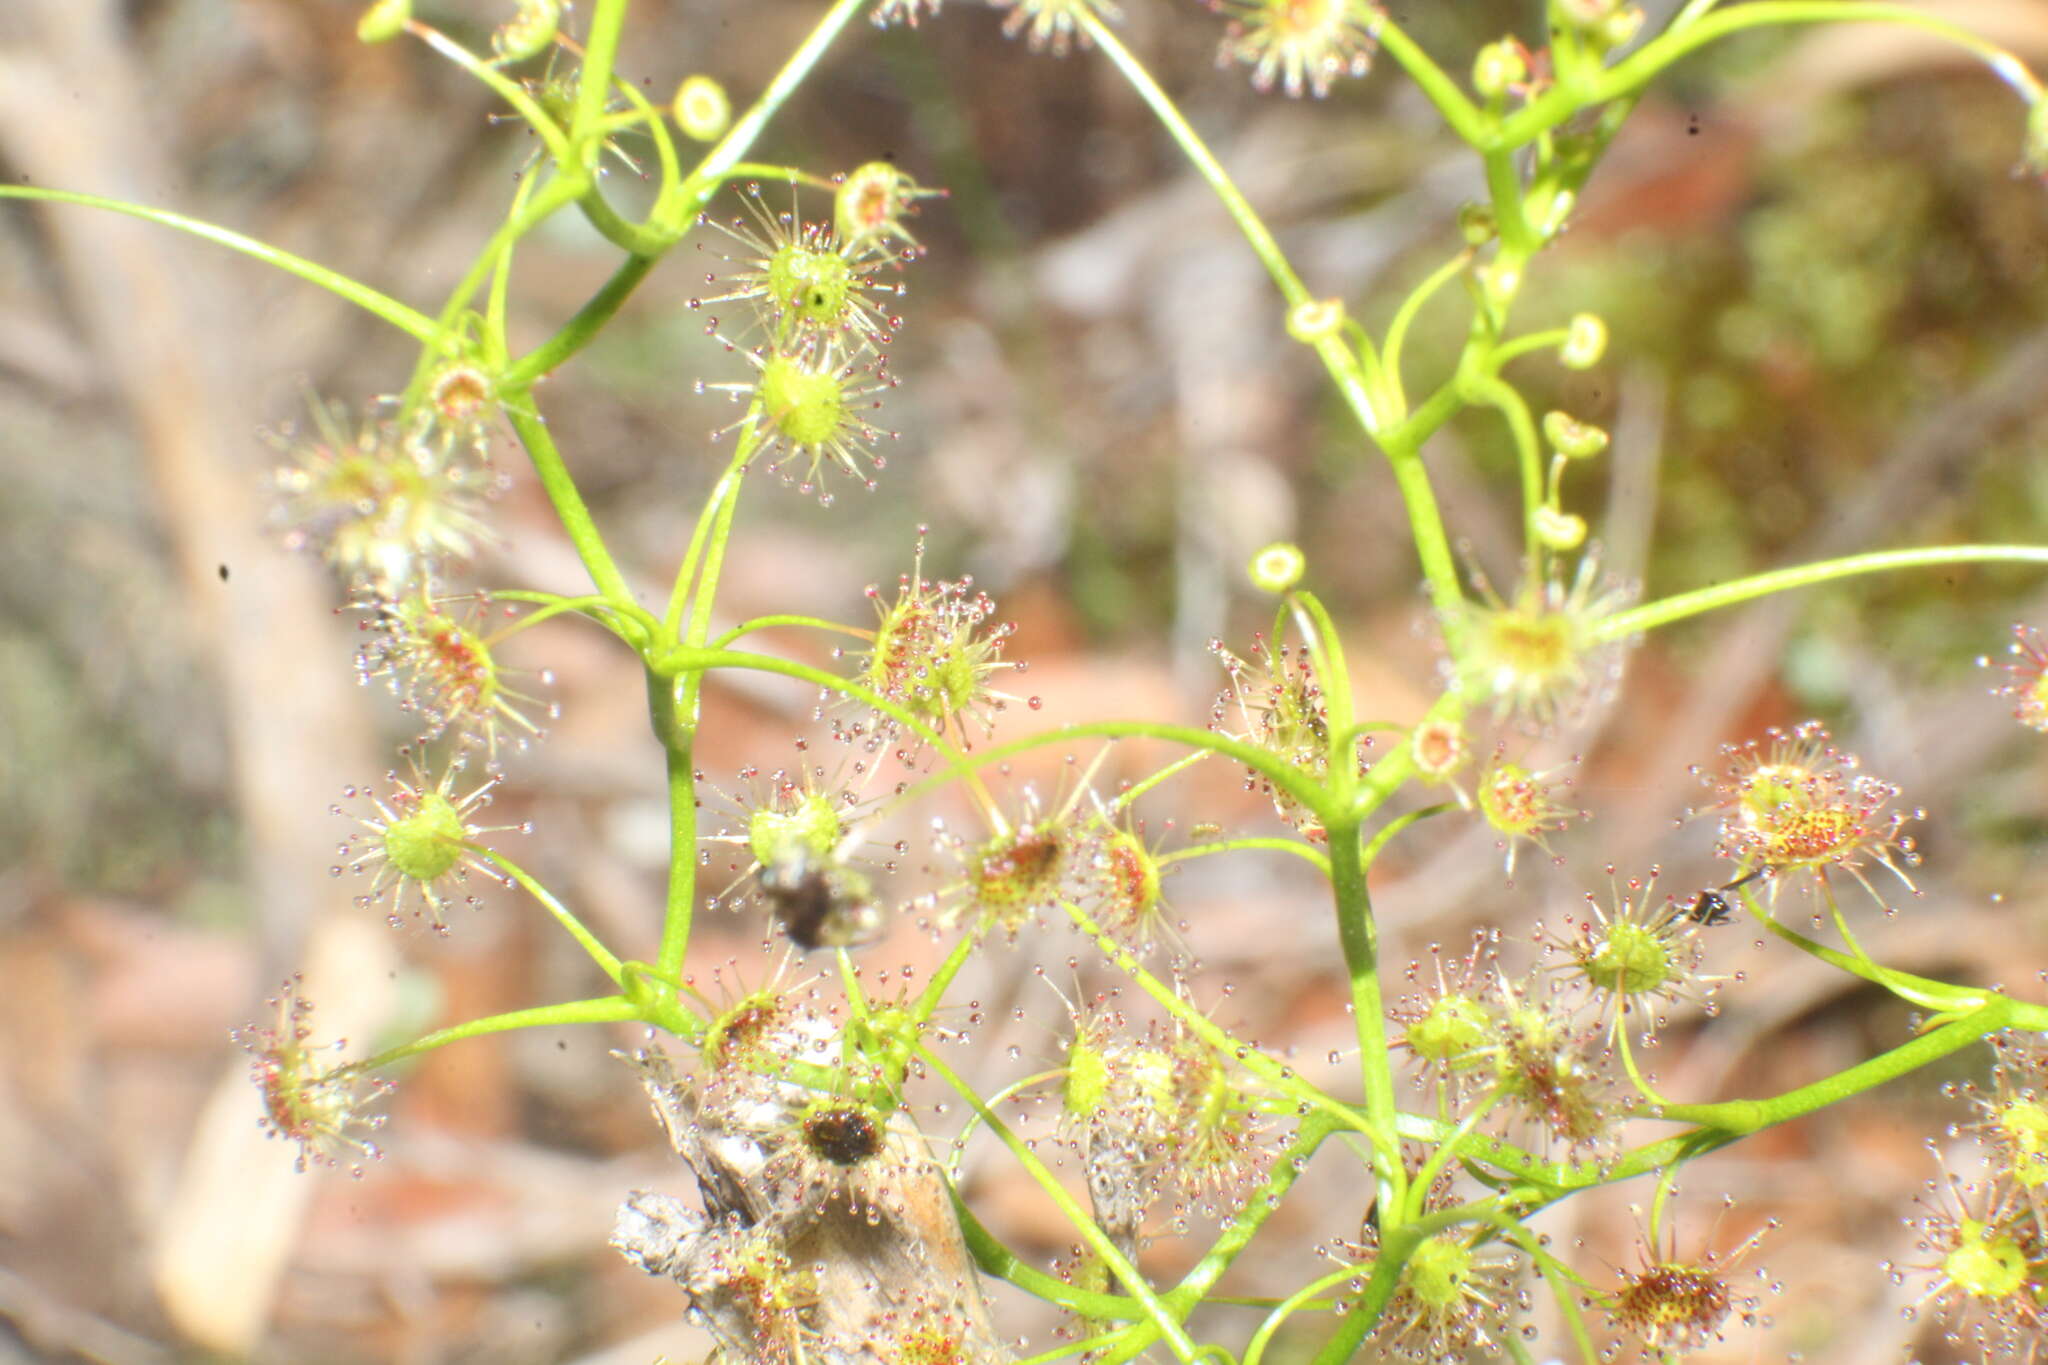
[3,0,2048,1361]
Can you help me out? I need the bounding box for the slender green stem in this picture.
[574,0,632,159]
[954,1194,1143,1320]
[1079,14,1306,308]
[1464,374,1542,545]
[654,669,701,980]
[1496,2,2043,149]
[0,188,434,341]
[1488,328,1570,368]
[1596,544,2048,641]
[1385,440,1470,637]
[1288,592,1355,778]
[1648,1002,2017,1133]
[485,591,655,646]
[1740,888,1983,1014]
[1102,750,1211,813]
[1156,837,1330,876]
[711,614,873,649]
[667,431,758,642]
[1379,250,1474,423]
[1326,821,1404,1218]
[485,171,543,357]
[1168,1114,1339,1309]
[1061,898,1387,1152]
[409,22,572,165]
[406,171,587,408]
[501,252,656,390]
[577,181,680,256]
[672,0,875,223]
[917,1043,1202,1362]
[476,849,623,983]
[355,994,640,1073]
[1369,18,1489,144]
[503,403,636,604]
[1242,1266,1356,1365]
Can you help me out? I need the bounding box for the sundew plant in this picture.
[17,0,2048,1360]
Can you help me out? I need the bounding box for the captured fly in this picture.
[1686,889,1733,927]
[1686,870,1761,928]
[757,850,883,951]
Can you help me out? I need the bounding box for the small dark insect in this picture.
[218,563,230,581]
[803,1105,883,1166]
[1687,871,1761,927]
[1686,889,1732,927]
[758,851,881,951]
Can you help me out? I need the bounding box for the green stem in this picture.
[1463,374,1543,547]
[485,591,656,646]
[476,849,623,984]
[1242,1265,1357,1365]
[409,21,572,165]
[671,0,876,224]
[1648,1001,2017,1133]
[573,0,631,160]
[0,188,434,341]
[1496,2,2043,149]
[1060,898,1386,1150]
[1169,1113,1340,1309]
[667,430,758,643]
[355,994,641,1073]
[917,1044,1202,1362]
[1368,16,1489,145]
[1379,250,1474,424]
[501,252,656,390]
[502,403,635,604]
[1488,328,1570,368]
[953,1194,1142,1320]
[1596,544,2048,641]
[1156,837,1330,876]
[711,614,873,649]
[1326,820,1403,1218]
[654,669,701,981]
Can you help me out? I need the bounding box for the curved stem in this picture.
[1496,2,2043,150]
[1596,544,2048,642]
[1463,373,1543,548]
[1379,250,1474,424]
[0,187,434,341]
[711,614,873,649]
[408,22,572,165]
[1156,837,1331,876]
[501,251,657,390]
[917,1043,1202,1363]
[476,848,623,984]
[671,0,875,225]
[355,994,641,1073]
[503,403,635,605]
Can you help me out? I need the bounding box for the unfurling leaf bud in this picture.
[1534,506,1587,551]
[1473,40,1526,101]
[672,76,731,142]
[1248,542,1306,594]
[1285,298,1346,344]
[358,0,410,43]
[1561,313,1608,370]
[493,0,560,63]
[1544,410,1609,460]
